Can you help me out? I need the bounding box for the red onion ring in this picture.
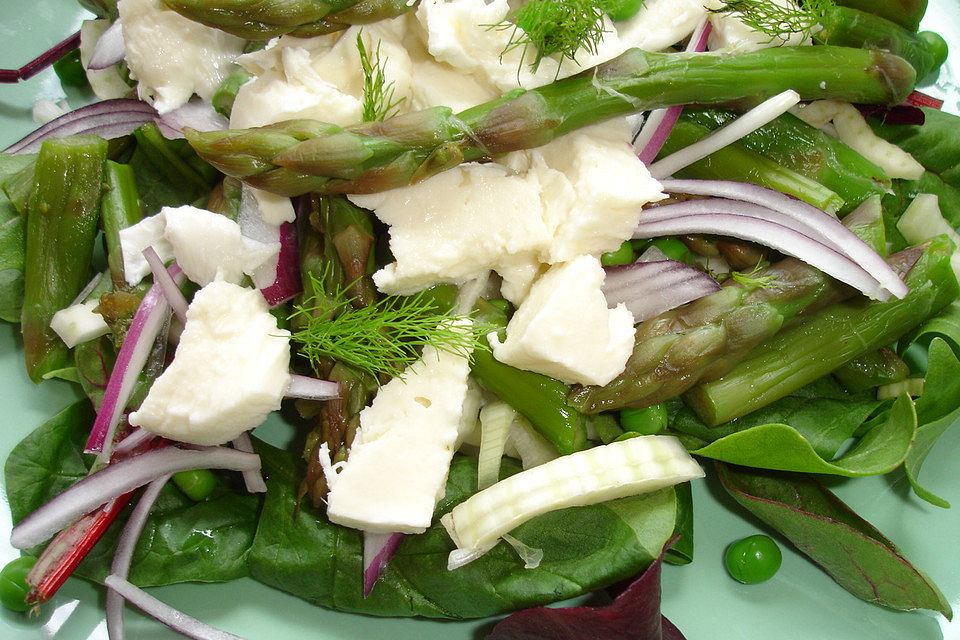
[286,374,340,401]
[10,446,261,549]
[602,260,721,322]
[88,20,125,71]
[4,99,156,154]
[231,433,267,494]
[363,532,405,598]
[144,248,189,322]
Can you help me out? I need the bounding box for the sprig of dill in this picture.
[730,261,778,288]
[357,32,404,122]
[289,274,486,379]
[710,0,833,42]
[492,0,610,73]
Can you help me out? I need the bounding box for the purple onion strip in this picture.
[114,428,157,457]
[88,20,126,71]
[363,532,405,598]
[634,19,711,163]
[602,260,721,322]
[104,575,247,640]
[85,265,185,460]
[4,99,157,154]
[634,213,886,300]
[11,446,261,550]
[286,374,340,401]
[260,222,302,307]
[106,475,170,640]
[644,190,907,298]
[144,248,189,322]
[231,433,267,494]
[155,100,229,140]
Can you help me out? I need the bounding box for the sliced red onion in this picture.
[87,20,125,71]
[106,476,170,640]
[363,532,405,598]
[856,104,926,126]
[285,374,340,401]
[644,188,908,299]
[143,248,188,322]
[259,222,302,306]
[0,31,81,83]
[69,271,105,307]
[155,99,229,140]
[104,575,247,640]
[231,433,267,494]
[634,213,887,300]
[114,428,157,456]
[85,266,186,461]
[602,260,720,322]
[4,98,156,154]
[10,446,261,550]
[647,90,801,180]
[633,19,711,163]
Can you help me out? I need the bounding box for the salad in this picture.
[1,0,960,632]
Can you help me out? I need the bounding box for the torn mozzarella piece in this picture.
[616,0,708,52]
[705,0,809,52]
[118,0,244,113]
[325,319,474,533]
[119,206,280,287]
[490,255,636,386]
[50,300,110,348]
[129,281,291,445]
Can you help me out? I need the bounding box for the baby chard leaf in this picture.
[717,463,952,618]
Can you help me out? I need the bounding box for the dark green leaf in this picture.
[74,336,115,410]
[717,463,952,618]
[872,108,960,191]
[664,481,693,566]
[4,400,259,586]
[248,440,677,619]
[0,212,25,323]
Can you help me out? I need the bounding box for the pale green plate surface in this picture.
[2,3,960,639]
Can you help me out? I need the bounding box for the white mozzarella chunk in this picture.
[118,0,245,114]
[705,0,809,52]
[118,206,280,287]
[251,188,296,226]
[325,320,474,533]
[616,0,708,52]
[50,300,110,348]
[490,255,636,386]
[350,163,551,295]
[129,281,291,445]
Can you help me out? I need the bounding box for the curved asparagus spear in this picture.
[186,46,916,197]
[162,0,416,39]
[834,0,927,32]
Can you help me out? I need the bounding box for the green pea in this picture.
[605,0,644,22]
[600,240,635,267]
[651,237,690,262]
[724,534,782,584]
[0,556,37,612]
[620,404,667,435]
[52,49,88,88]
[918,31,949,73]
[173,469,218,501]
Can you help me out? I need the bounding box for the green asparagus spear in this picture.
[471,299,587,455]
[212,65,251,118]
[677,110,891,213]
[686,237,958,425]
[162,0,417,40]
[21,136,108,383]
[816,6,945,79]
[100,161,143,290]
[833,346,911,392]
[834,0,927,32]
[657,119,846,212]
[186,46,916,197]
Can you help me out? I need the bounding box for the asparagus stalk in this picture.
[100,161,143,290]
[677,110,891,214]
[658,119,846,213]
[21,136,107,383]
[834,0,927,32]
[212,64,251,118]
[833,346,911,392]
[471,299,588,456]
[186,46,916,197]
[686,236,958,425]
[816,6,946,79]
[162,0,417,39]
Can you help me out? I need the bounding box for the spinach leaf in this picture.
[717,463,952,618]
[664,481,693,566]
[248,439,677,619]
[0,207,25,323]
[668,377,906,476]
[872,108,960,191]
[4,400,260,586]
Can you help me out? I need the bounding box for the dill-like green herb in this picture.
[357,32,404,122]
[289,274,486,379]
[730,261,778,288]
[710,0,833,42]
[493,0,610,73]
